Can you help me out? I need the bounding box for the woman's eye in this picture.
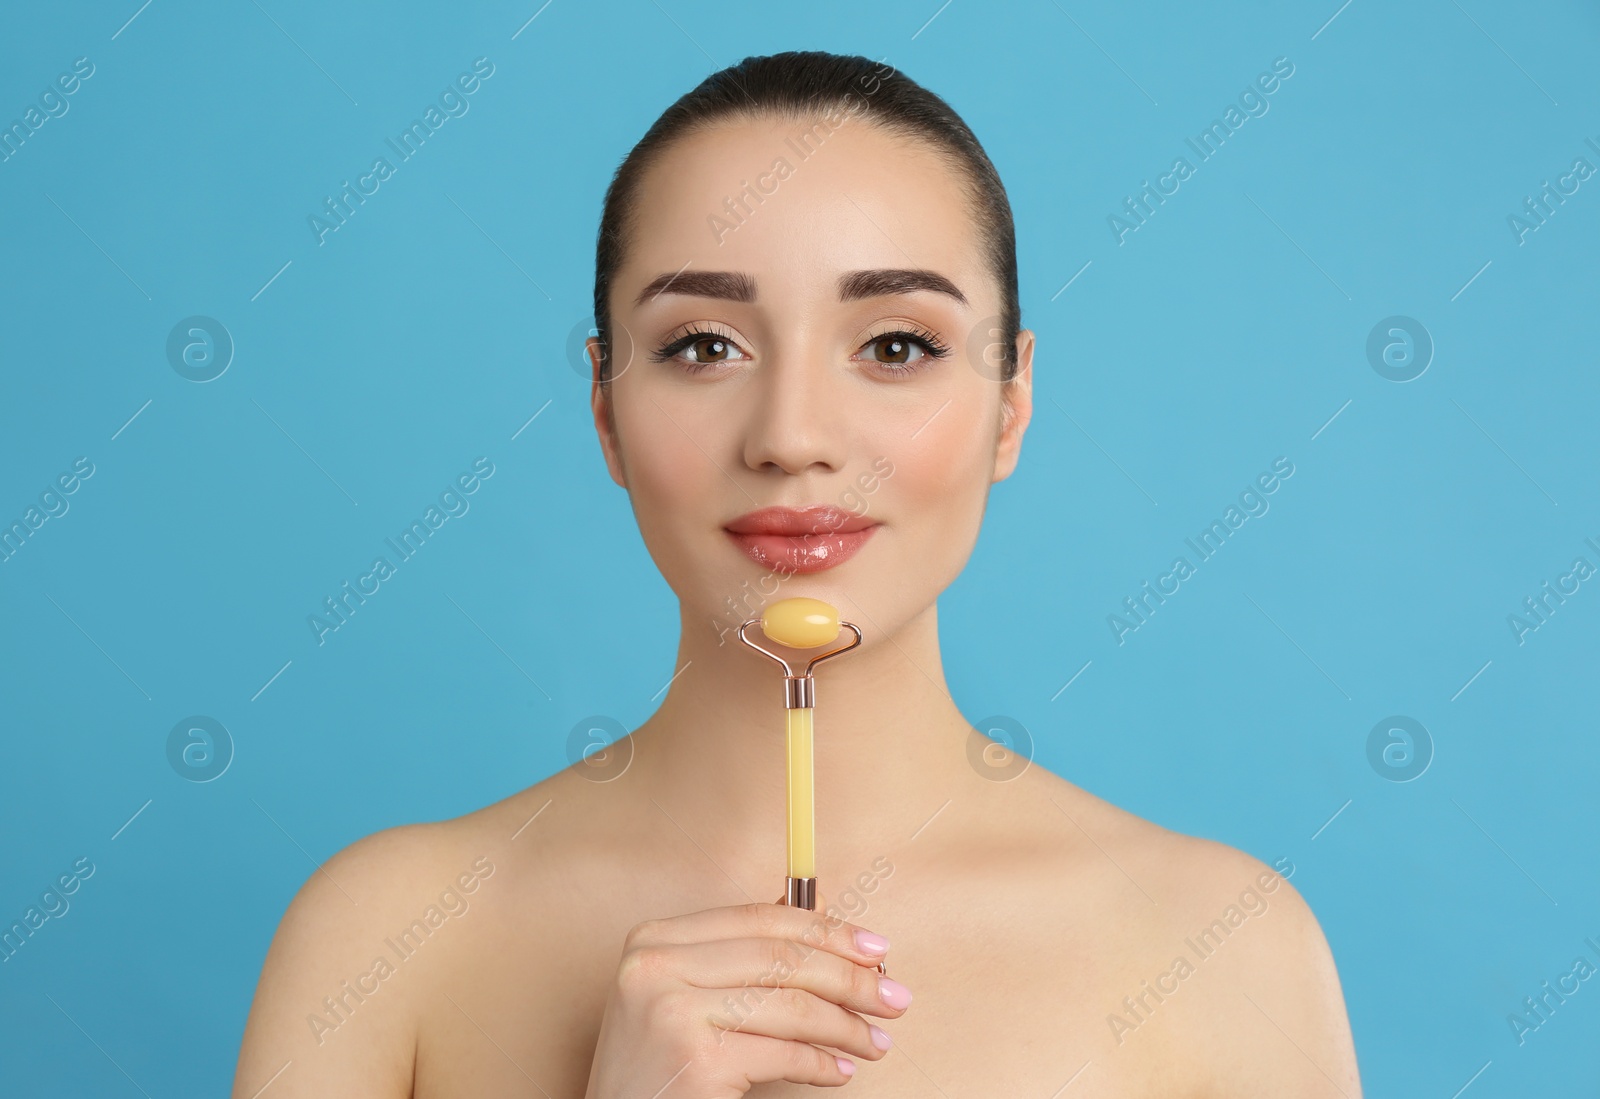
[656,332,748,367]
[682,336,744,363]
[857,330,950,370]
[863,335,928,365]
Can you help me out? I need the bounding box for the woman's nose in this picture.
[740,353,848,476]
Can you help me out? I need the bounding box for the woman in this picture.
[233,51,1362,1097]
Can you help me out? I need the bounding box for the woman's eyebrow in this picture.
[632,268,967,306]
[635,270,755,306]
[838,268,968,306]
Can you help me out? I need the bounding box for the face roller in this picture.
[738,597,887,975]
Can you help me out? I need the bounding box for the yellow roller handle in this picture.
[787,705,815,879]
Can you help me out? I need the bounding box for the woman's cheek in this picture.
[899,403,992,504]
[895,409,993,559]
[618,403,711,536]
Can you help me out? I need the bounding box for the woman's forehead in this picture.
[620,116,985,308]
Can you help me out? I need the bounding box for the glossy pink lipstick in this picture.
[723,505,880,574]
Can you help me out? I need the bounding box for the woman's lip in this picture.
[724,504,878,535]
[724,525,880,573]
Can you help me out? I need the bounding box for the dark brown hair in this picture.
[591,50,1020,387]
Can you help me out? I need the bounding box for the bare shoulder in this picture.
[1024,766,1310,931]
[1152,832,1362,1096]
[231,791,539,1099]
[1024,770,1362,1095]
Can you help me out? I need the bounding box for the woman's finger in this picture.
[699,979,894,1063]
[649,936,910,1022]
[628,900,891,969]
[708,1029,862,1089]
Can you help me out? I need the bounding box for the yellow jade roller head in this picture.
[739,597,863,709]
[760,597,842,649]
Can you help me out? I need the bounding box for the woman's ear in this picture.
[992,328,1034,483]
[588,336,628,488]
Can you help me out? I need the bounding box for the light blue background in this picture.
[2,0,1597,1093]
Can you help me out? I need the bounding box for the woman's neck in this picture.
[623,598,978,884]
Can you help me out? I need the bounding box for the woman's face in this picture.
[590,112,1034,645]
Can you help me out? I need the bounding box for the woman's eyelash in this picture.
[868,324,952,360]
[648,323,740,364]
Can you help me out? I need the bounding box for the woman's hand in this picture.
[583,898,906,1097]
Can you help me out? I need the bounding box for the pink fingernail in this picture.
[854,929,890,955]
[837,1056,856,1076]
[877,976,913,1009]
[869,1024,893,1050]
